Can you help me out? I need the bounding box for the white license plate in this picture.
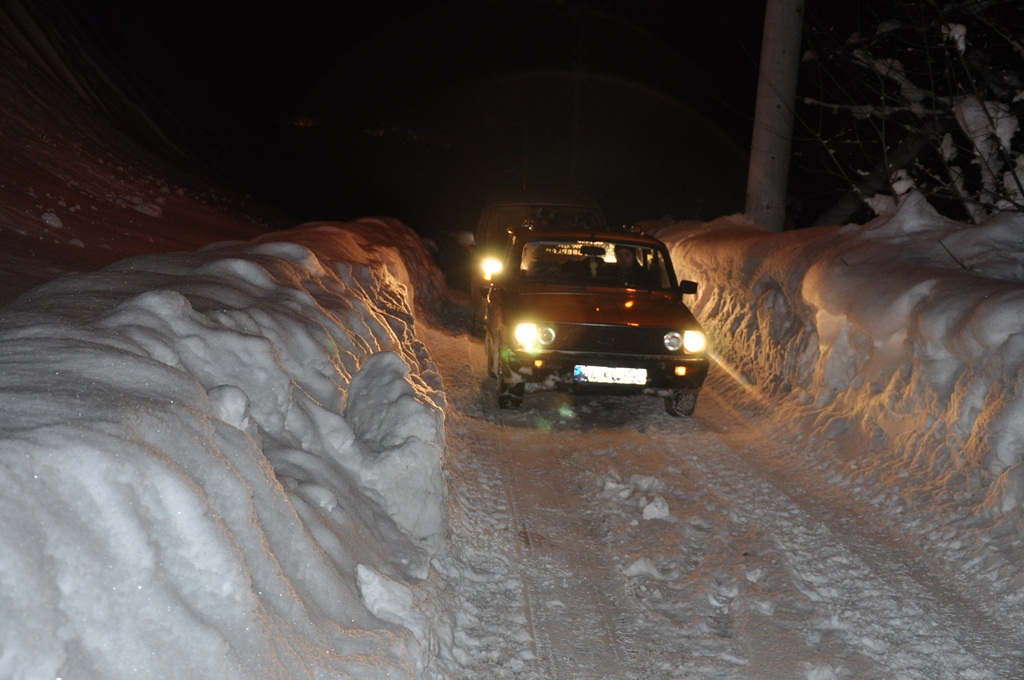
[573,365,647,385]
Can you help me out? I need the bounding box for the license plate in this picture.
[573,365,647,385]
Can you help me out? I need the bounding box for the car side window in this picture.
[646,250,671,288]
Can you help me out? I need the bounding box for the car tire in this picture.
[496,366,524,409]
[665,389,698,417]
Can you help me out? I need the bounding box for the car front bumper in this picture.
[504,349,709,396]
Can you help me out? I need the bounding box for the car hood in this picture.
[508,287,702,328]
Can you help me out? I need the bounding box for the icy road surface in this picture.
[424,326,1024,679]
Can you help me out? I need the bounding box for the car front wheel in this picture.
[665,389,698,417]
[496,365,524,409]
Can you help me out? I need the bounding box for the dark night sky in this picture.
[65,0,767,234]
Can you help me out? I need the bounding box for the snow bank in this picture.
[0,218,451,679]
[658,193,1024,584]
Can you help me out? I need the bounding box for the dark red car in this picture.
[484,226,710,416]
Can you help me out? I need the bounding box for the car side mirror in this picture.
[480,271,506,297]
[679,280,698,296]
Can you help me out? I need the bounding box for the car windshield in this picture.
[518,239,674,290]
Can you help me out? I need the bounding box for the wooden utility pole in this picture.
[746,0,805,231]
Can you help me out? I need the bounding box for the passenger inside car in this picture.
[561,255,602,278]
[522,246,563,280]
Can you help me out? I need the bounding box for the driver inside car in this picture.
[608,245,653,286]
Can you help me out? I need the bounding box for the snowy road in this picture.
[425,324,1024,679]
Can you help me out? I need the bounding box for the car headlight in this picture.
[682,330,708,353]
[664,330,707,353]
[514,323,556,348]
[481,257,503,281]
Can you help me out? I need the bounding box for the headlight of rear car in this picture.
[481,257,503,281]
[664,330,707,353]
[514,323,556,349]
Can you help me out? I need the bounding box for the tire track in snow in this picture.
[489,419,637,679]
[428,326,643,678]
[427,327,541,678]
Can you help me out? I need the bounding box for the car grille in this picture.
[551,323,671,354]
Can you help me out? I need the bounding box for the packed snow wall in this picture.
[0,218,451,679]
[658,195,1024,515]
